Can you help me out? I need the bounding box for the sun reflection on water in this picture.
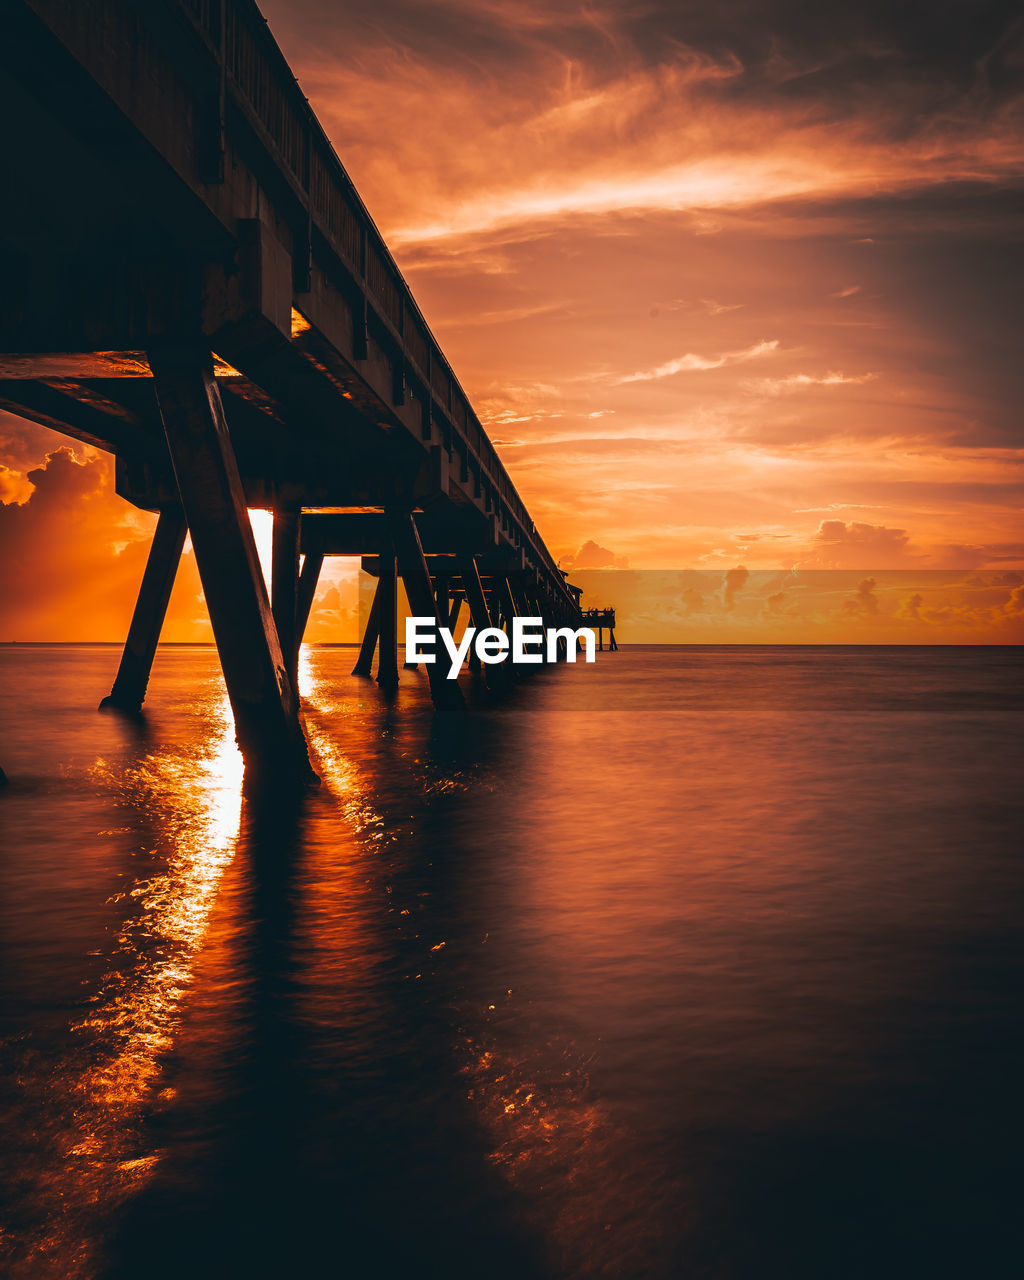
[20,695,244,1277]
[75,697,242,1105]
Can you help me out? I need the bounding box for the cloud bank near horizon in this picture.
[1,0,1022,640]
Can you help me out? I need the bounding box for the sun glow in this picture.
[248,508,274,590]
[19,693,246,1275]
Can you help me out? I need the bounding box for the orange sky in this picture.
[1,0,1022,642]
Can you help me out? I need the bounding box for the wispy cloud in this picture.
[618,339,779,384]
[751,371,877,395]
[700,298,744,315]
[4,0,1023,642]
[389,136,1023,244]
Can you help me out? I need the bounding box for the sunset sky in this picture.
[1,0,1022,641]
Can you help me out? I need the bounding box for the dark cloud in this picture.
[936,542,1024,567]
[842,576,881,616]
[564,539,629,569]
[763,589,789,617]
[680,587,704,614]
[0,410,68,477]
[806,520,916,568]
[264,0,1024,133]
[721,565,750,609]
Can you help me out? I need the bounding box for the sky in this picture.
[1,0,1022,641]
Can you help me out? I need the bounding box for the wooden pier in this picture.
[0,0,611,779]
[582,608,619,652]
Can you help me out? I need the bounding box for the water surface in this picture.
[1,645,1021,1277]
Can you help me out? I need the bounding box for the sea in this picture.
[1,644,1021,1279]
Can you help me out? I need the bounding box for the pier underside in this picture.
[0,0,590,775]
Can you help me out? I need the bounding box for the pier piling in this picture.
[100,506,186,713]
[149,348,312,780]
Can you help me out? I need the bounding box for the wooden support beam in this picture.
[496,577,517,635]
[405,563,421,667]
[435,574,450,625]
[506,578,543,675]
[304,513,388,558]
[359,546,524,577]
[148,347,313,780]
[352,577,383,676]
[458,567,491,630]
[492,576,520,682]
[272,503,301,693]
[448,596,463,631]
[523,585,548,663]
[0,378,153,461]
[100,505,187,712]
[508,578,531,618]
[389,509,464,709]
[376,545,399,692]
[296,543,324,648]
[458,556,490,678]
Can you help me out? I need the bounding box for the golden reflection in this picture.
[76,696,242,1103]
[297,642,316,700]
[297,649,397,847]
[22,697,244,1277]
[303,719,396,850]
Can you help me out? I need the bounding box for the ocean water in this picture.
[0,644,1021,1279]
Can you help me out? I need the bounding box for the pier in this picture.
[582,608,618,652]
[0,0,604,775]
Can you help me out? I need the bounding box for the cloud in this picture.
[554,568,1024,641]
[0,447,207,642]
[842,576,880,617]
[830,285,861,299]
[680,587,705,614]
[563,539,629,570]
[388,129,1024,245]
[751,371,877,394]
[4,2,1024,641]
[763,589,789,617]
[0,462,32,504]
[803,520,916,568]
[933,542,1024,568]
[891,578,1024,632]
[243,0,1024,594]
[721,565,750,610]
[1005,584,1024,619]
[618,339,778,384]
[700,298,744,315]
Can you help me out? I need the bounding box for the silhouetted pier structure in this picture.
[582,609,618,651]
[0,0,600,776]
